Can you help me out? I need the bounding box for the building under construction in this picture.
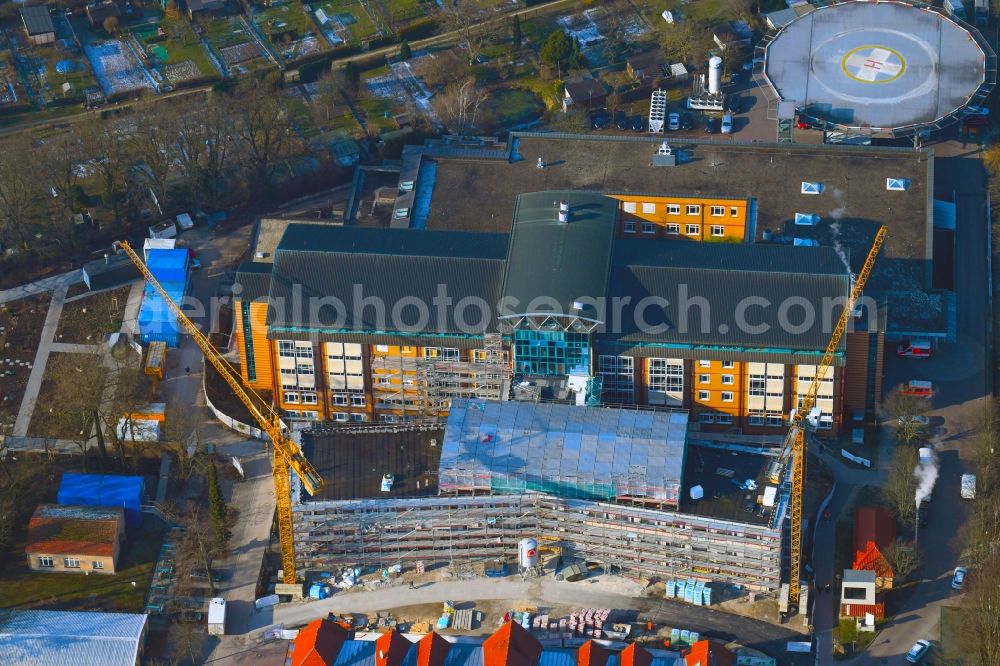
[293,399,788,591]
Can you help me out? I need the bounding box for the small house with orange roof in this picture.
[484,621,543,666]
[852,506,896,589]
[289,619,353,666]
[680,640,735,666]
[25,504,125,574]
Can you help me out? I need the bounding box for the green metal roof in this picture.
[501,191,618,321]
[234,262,274,303]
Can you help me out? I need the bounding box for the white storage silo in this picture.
[518,538,539,569]
[708,56,723,94]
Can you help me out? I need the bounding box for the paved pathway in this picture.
[11,282,70,437]
[49,342,100,354]
[0,269,80,305]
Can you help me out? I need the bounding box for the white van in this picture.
[897,339,932,358]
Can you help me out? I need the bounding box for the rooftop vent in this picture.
[801,181,824,195]
[794,213,820,226]
[886,178,909,192]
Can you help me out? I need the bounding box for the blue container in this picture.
[57,473,145,528]
[138,249,189,348]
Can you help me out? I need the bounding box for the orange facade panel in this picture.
[234,299,274,391]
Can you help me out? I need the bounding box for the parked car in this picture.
[614,110,629,130]
[721,113,733,134]
[901,380,934,397]
[631,115,645,132]
[726,93,742,114]
[680,112,693,130]
[667,112,680,131]
[951,566,967,590]
[704,116,721,133]
[591,108,609,129]
[906,640,932,663]
[897,339,932,358]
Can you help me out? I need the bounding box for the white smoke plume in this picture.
[914,448,939,508]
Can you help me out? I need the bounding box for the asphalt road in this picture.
[848,146,990,664]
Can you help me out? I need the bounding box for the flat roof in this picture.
[763,1,990,131]
[439,399,688,505]
[420,133,935,330]
[301,428,444,500]
[679,446,779,526]
[20,5,54,35]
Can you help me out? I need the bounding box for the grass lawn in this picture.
[0,514,165,612]
[35,47,100,101]
[308,0,381,43]
[381,0,422,22]
[202,16,254,48]
[483,87,544,130]
[357,95,401,134]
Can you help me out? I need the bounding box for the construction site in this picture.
[293,399,788,593]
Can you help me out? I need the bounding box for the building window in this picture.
[717,413,733,425]
[711,206,725,216]
[722,375,734,385]
[748,412,764,426]
[648,358,684,405]
[623,201,637,213]
[667,204,681,215]
[301,392,318,405]
[642,202,656,214]
[730,206,739,217]
[300,411,318,420]
[698,390,711,401]
[424,347,440,358]
[749,375,765,396]
[375,344,389,353]
[350,413,367,422]
[686,224,700,236]
[699,360,711,368]
[295,343,313,359]
[642,222,656,234]
[624,221,637,233]
[598,355,634,404]
[686,204,701,216]
[284,392,299,403]
[334,413,349,422]
[38,556,53,567]
[64,558,80,568]
[377,376,391,385]
[331,394,347,406]
[766,412,785,427]
[278,340,295,357]
[241,302,256,383]
[698,374,710,384]
[666,224,680,234]
[351,395,366,407]
[722,391,734,402]
[700,413,715,423]
[722,361,735,369]
[711,225,725,237]
[92,561,104,570]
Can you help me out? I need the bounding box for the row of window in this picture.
[37,556,103,569]
[698,374,735,385]
[697,390,735,402]
[331,394,366,407]
[284,391,318,405]
[623,222,727,237]
[622,202,740,217]
[278,341,314,358]
[698,413,734,425]
[332,413,368,422]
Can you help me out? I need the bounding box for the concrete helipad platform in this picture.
[763,1,990,131]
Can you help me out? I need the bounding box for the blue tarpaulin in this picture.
[57,473,145,527]
[138,249,189,347]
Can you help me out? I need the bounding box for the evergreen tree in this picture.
[512,15,522,47]
[399,39,412,60]
[207,461,226,525]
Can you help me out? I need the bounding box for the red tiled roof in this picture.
[840,602,885,620]
[854,507,896,555]
[484,621,543,666]
[853,542,894,578]
[682,640,735,666]
[25,504,122,557]
[577,641,610,666]
[418,632,452,666]
[290,619,349,666]
[619,644,653,666]
[375,629,413,666]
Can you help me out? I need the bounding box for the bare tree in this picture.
[0,134,44,250]
[225,79,300,192]
[660,21,715,67]
[885,541,921,581]
[126,99,177,213]
[77,116,134,225]
[882,445,919,528]
[436,3,497,65]
[437,78,488,135]
[171,94,235,206]
[883,385,929,445]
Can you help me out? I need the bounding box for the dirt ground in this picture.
[0,294,51,429]
[55,285,131,345]
[26,352,106,440]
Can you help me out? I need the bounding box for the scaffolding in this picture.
[293,492,783,591]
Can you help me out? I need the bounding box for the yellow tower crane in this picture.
[117,240,323,584]
[780,225,887,605]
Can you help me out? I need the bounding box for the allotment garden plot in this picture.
[252,0,329,63]
[308,0,384,46]
[202,17,273,73]
[130,20,221,87]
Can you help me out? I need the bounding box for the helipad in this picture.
[762,1,992,132]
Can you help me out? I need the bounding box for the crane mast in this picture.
[117,240,323,584]
[780,226,886,605]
